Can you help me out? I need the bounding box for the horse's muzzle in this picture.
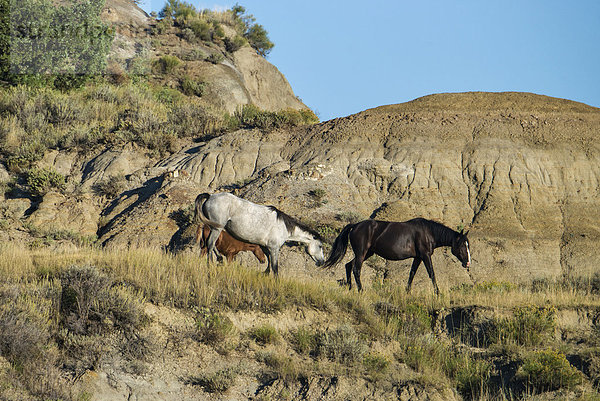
[464,261,471,271]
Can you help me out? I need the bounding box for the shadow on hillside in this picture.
[97,175,164,245]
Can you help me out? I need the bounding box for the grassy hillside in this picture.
[0,244,599,400]
[0,0,317,183]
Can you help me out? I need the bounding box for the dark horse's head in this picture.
[451,231,471,271]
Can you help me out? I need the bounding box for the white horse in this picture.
[193,192,325,274]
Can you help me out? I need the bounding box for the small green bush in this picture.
[192,367,238,393]
[258,350,304,382]
[383,301,432,337]
[154,55,181,74]
[402,339,446,374]
[308,188,327,205]
[24,167,66,197]
[493,305,556,346]
[249,324,279,345]
[232,104,318,131]
[225,35,247,53]
[315,324,366,364]
[194,308,234,346]
[180,76,206,97]
[207,53,224,64]
[60,265,147,336]
[452,356,492,398]
[517,349,583,392]
[181,49,206,61]
[290,326,318,355]
[363,352,390,380]
[0,283,68,399]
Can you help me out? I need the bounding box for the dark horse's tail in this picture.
[321,223,356,268]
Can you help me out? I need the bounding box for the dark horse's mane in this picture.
[268,206,323,241]
[407,218,459,246]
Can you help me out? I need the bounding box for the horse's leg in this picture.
[252,247,266,264]
[261,246,271,274]
[352,257,365,291]
[205,228,222,264]
[406,257,422,294]
[345,260,353,289]
[422,254,439,295]
[269,248,280,276]
[353,250,374,292]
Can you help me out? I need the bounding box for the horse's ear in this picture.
[464,230,469,237]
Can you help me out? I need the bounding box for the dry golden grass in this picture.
[3,244,599,313]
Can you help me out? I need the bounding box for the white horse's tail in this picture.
[193,193,224,229]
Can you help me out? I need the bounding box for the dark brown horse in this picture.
[322,218,471,294]
[195,225,266,264]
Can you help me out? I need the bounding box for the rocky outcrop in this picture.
[101,0,307,114]
[92,92,600,287]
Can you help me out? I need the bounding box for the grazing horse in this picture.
[322,218,471,294]
[195,224,266,264]
[193,192,325,275]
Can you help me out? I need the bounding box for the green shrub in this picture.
[57,329,107,373]
[534,273,600,295]
[230,5,274,57]
[493,305,556,346]
[402,339,446,374]
[363,352,390,380]
[180,76,206,97]
[194,308,234,346]
[153,86,183,105]
[336,211,362,224]
[381,301,432,337]
[207,53,224,64]
[0,285,54,369]
[191,367,238,393]
[290,326,318,355]
[0,283,68,399]
[24,167,66,197]
[517,349,583,392]
[452,356,492,398]
[233,104,318,131]
[249,324,279,345]
[308,188,327,202]
[315,324,366,364]
[182,49,206,61]
[60,265,147,336]
[154,55,181,74]
[258,350,304,382]
[169,103,219,138]
[225,35,247,53]
[244,24,274,57]
[188,19,212,41]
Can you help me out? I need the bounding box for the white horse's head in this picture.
[307,237,325,266]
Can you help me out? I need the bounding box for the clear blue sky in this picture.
[139,0,600,121]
